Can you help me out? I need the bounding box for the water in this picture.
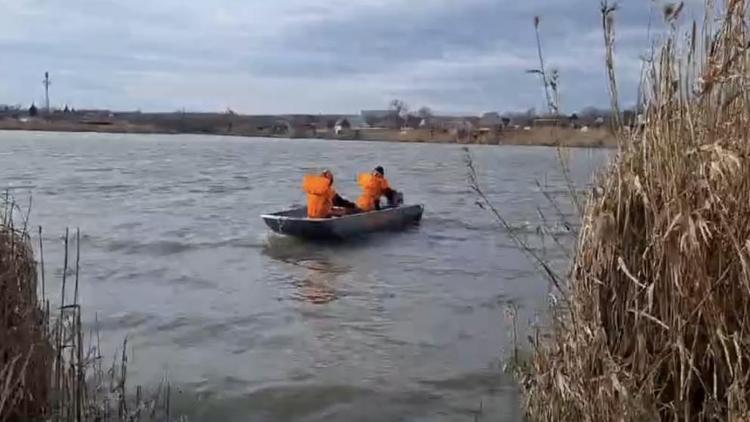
[0,131,606,421]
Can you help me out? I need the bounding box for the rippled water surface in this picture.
[0,131,607,421]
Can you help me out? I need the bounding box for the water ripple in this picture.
[0,132,609,422]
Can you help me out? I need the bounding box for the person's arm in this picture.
[381,179,397,204]
[332,193,356,209]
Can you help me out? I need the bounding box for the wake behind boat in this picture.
[261,204,424,240]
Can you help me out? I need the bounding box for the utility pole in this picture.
[43,72,51,114]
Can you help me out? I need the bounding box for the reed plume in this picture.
[522,0,750,420]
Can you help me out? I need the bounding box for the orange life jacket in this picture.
[303,174,336,218]
[356,173,391,211]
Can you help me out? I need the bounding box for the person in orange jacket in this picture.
[356,166,398,212]
[302,170,356,218]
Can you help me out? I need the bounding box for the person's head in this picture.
[373,166,385,177]
[321,169,334,185]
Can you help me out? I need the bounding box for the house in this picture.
[271,119,292,135]
[532,117,566,127]
[431,116,476,131]
[284,114,318,128]
[79,110,115,125]
[345,115,366,128]
[291,123,317,138]
[479,112,503,129]
[334,118,351,135]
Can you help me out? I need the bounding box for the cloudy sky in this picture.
[0,0,701,115]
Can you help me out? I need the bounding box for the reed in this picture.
[0,196,173,421]
[0,197,51,421]
[520,0,750,420]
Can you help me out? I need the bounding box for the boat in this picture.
[261,204,424,240]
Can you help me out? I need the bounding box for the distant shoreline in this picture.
[0,119,617,148]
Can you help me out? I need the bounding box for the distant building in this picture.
[431,116,477,131]
[334,118,351,135]
[271,119,292,135]
[404,115,421,129]
[80,110,115,125]
[284,114,317,128]
[345,115,366,128]
[361,110,391,127]
[532,117,565,127]
[244,115,284,132]
[479,112,503,128]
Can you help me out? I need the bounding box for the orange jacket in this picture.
[303,174,336,218]
[356,173,391,211]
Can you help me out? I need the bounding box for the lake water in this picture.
[0,131,606,421]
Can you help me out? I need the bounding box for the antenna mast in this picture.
[43,72,51,114]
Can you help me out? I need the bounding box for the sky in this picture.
[0,0,704,115]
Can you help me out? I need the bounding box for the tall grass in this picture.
[520,0,750,420]
[0,199,51,421]
[0,197,173,421]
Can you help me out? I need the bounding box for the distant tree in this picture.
[363,114,380,127]
[567,113,580,128]
[28,103,38,117]
[63,105,70,113]
[404,115,422,129]
[501,117,511,127]
[417,106,433,119]
[417,106,433,127]
[326,119,336,130]
[579,106,607,119]
[389,99,409,118]
[388,99,409,128]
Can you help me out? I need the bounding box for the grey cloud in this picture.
[0,0,689,113]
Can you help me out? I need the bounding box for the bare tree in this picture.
[417,106,433,127]
[389,99,409,118]
[417,106,433,119]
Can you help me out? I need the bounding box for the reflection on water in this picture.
[0,132,608,421]
[293,274,338,305]
[262,236,348,305]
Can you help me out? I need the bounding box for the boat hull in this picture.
[261,204,424,240]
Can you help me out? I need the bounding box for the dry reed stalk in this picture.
[521,0,750,420]
[0,196,174,421]
[527,16,586,218]
[0,198,52,422]
[46,233,174,422]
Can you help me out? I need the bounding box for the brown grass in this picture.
[0,198,173,421]
[348,126,616,147]
[520,0,750,420]
[496,126,614,148]
[0,199,52,421]
[0,119,617,148]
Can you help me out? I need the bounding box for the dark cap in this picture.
[374,166,384,175]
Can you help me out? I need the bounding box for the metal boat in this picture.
[261,204,424,240]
